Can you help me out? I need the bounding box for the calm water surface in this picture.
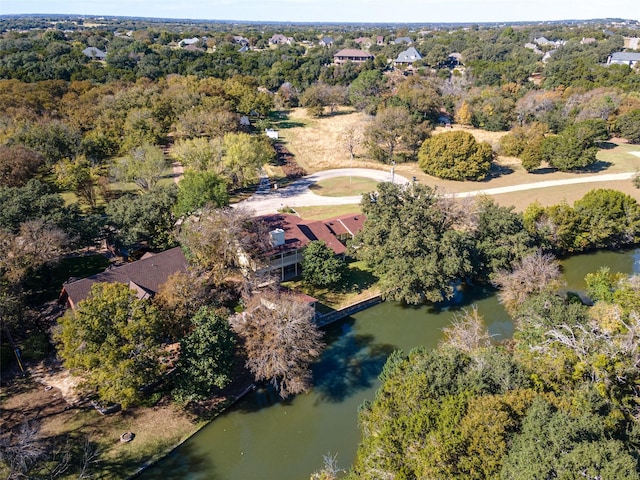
[140,248,639,480]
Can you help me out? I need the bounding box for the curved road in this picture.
[236,168,636,216]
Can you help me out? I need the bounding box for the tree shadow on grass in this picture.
[580,160,612,173]
[312,322,396,403]
[483,162,514,181]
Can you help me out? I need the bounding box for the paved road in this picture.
[236,168,409,215]
[235,168,636,216]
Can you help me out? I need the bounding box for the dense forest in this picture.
[1,14,639,479]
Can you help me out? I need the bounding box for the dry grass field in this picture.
[276,108,640,211]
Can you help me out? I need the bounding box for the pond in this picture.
[139,248,639,480]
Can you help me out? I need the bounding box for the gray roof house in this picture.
[393,36,413,45]
[82,47,106,60]
[60,247,188,309]
[607,52,640,67]
[395,47,422,66]
[319,37,334,47]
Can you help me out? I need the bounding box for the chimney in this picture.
[269,228,285,247]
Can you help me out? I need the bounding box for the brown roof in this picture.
[298,220,346,255]
[326,213,366,237]
[61,247,188,308]
[259,213,357,256]
[334,48,374,59]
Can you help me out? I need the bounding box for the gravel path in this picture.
[237,168,636,216]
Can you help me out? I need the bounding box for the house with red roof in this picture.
[252,213,365,280]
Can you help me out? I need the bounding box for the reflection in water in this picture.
[313,322,396,403]
[140,248,639,480]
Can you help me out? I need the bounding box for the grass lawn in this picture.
[293,204,362,220]
[309,176,378,197]
[0,375,199,480]
[279,108,640,211]
[283,259,379,311]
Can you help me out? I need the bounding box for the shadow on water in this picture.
[395,283,499,315]
[137,440,218,480]
[312,320,396,403]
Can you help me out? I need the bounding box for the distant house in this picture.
[607,52,640,67]
[179,37,200,47]
[184,44,204,52]
[333,48,374,64]
[248,213,365,280]
[82,47,106,60]
[60,247,188,309]
[534,36,566,47]
[393,36,413,45]
[353,37,372,48]
[232,35,249,46]
[395,46,422,66]
[542,49,557,63]
[270,34,294,45]
[623,37,640,49]
[448,52,463,66]
[524,42,543,54]
[581,37,597,45]
[319,36,334,47]
[376,35,385,46]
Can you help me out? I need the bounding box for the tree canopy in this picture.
[354,182,473,304]
[418,130,494,181]
[229,290,324,398]
[56,282,166,408]
[172,306,236,403]
[302,240,347,288]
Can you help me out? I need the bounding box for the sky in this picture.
[2,0,639,24]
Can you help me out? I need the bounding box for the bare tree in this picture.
[0,421,45,479]
[493,250,563,313]
[440,305,493,354]
[311,452,344,480]
[177,206,271,284]
[229,290,324,398]
[0,220,69,284]
[343,126,361,163]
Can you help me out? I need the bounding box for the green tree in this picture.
[573,188,640,249]
[13,120,80,165]
[418,130,494,181]
[363,105,420,163]
[105,185,178,251]
[222,132,275,189]
[615,109,640,144]
[53,155,102,210]
[172,306,236,403]
[0,179,94,246]
[171,137,223,172]
[349,69,385,114]
[501,399,639,480]
[354,182,472,304]
[471,196,534,280]
[56,282,165,408]
[543,119,607,172]
[302,240,347,287]
[175,170,228,217]
[111,143,168,192]
[499,123,548,172]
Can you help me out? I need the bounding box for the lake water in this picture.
[140,248,640,480]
